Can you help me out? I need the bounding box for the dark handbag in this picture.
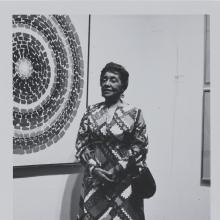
[131,166,156,199]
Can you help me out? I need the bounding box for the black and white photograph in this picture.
[0,1,219,220]
[13,13,210,220]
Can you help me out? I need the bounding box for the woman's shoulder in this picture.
[121,102,146,124]
[120,101,140,112]
[119,101,144,121]
[86,102,105,112]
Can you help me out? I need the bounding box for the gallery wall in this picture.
[14,15,210,220]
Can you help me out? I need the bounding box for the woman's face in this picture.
[101,71,124,100]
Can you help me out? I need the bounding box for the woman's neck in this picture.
[104,97,122,108]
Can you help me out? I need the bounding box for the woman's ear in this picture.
[121,87,125,93]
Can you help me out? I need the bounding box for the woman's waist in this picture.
[89,141,132,161]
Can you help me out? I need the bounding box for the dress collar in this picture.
[103,99,125,109]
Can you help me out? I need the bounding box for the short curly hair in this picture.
[100,62,129,91]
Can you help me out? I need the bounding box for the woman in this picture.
[75,62,149,220]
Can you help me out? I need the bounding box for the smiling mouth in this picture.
[103,89,112,92]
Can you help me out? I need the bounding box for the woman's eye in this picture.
[111,78,117,83]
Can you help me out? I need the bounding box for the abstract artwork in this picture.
[12,15,85,159]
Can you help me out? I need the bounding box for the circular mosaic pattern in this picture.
[13,15,84,154]
[13,33,51,104]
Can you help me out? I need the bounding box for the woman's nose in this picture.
[104,80,110,86]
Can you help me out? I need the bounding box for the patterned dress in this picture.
[75,101,149,220]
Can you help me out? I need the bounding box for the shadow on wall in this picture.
[60,171,84,220]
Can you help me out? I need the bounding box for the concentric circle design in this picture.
[13,32,51,104]
[13,15,84,154]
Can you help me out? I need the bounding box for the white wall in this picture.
[14,15,210,220]
[14,173,83,220]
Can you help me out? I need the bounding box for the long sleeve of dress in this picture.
[118,109,149,173]
[131,109,149,159]
[75,107,98,173]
